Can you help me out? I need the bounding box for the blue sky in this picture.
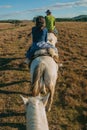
[0,0,87,20]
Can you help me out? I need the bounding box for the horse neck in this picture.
[26,105,49,130]
[47,32,57,47]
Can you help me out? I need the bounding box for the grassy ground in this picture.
[0,21,87,130]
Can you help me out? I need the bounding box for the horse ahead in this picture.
[30,33,58,111]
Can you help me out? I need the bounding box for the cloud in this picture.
[0,5,12,8]
[49,0,87,9]
[0,9,41,18]
[0,8,47,18]
[0,0,87,19]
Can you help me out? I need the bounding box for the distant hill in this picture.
[0,19,22,24]
[73,15,87,21]
[0,15,87,23]
[56,15,87,22]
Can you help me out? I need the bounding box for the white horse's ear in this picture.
[20,95,28,105]
[42,93,50,107]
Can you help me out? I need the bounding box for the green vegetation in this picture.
[0,19,22,25]
[56,15,87,22]
[0,15,87,23]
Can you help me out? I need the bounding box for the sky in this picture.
[0,0,87,20]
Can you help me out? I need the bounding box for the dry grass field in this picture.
[0,21,87,130]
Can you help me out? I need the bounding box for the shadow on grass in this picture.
[0,89,30,96]
[0,57,23,66]
[0,123,26,130]
[0,57,28,71]
[0,111,25,118]
[0,80,31,88]
[76,106,87,129]
[0,110,26,130]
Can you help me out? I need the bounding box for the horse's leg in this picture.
[32,80,40,96]
[32,63,45,96]
[41,85,47,94]
[43,85,47,94]
[47,85,55,112]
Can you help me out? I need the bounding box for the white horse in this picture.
[30,33,58,111]
[20,94,49,130]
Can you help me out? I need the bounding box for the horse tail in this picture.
[32,63,45,96]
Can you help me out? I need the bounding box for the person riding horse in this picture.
[25,16,59,111]
[45,10,58,36]
[25,16,59,65]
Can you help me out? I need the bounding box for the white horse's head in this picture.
[47,33,57,47]
[20,94,50,130]
[20,94,49,107]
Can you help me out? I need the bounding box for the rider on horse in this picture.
[25,16,59,65]
[45,10,58,36]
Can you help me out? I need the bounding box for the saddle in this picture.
[30,48,59,64]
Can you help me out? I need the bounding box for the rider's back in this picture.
[45,15,55,32]
[32,26,47,43]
